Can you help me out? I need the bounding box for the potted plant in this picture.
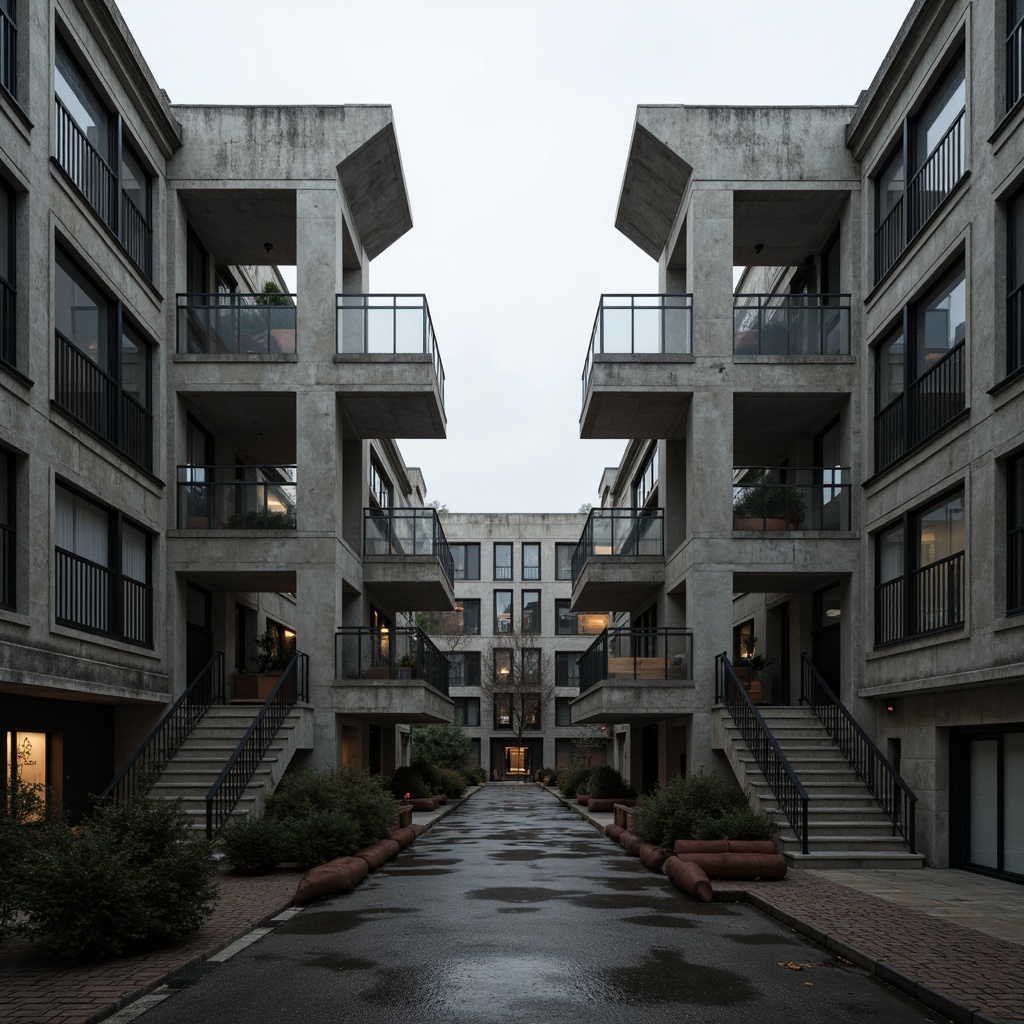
[366,657,391,680]
[234,630,290,699]
[397,655,416,680]
[732,470,805,530]
[734,633,771,703]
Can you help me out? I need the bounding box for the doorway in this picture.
[811,583,842,691]
[185,584,214,684]
[641,724,659,794]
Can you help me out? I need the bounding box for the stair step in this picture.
[785,850,925,870]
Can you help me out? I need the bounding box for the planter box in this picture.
[365,666,391,679]
[234,673,295,701]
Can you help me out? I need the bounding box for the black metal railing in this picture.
[732,294,850,356]
[800,654,917,851]
[363,506,454,584]
[571,507,664,583]
[578,627,693,694]
[336,294,445,403]
[0,277,14,368]
[0,5,16,99]
[875,340,965,471]
[205,652,308,838]
[54,95,117,229]
[732,466,852,531]
[582,294,692,403]
[875,550,964,645]
[1008,282,1023,378]
[716,653,808,854]
[1009,12,1024,113]
[55,331,153,472]
[875,108,966,283]
[335,626,449,696]
[0,521,13,609]
[100,653,225,803]
[177,466,297,530]
[176,294,297,355]
[121,190,152,279]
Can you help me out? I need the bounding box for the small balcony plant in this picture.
[734,633,771,703]
[732,469,806,530]
[234,630,292,700]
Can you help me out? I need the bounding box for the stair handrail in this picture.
[205,652,309,838]
[800,653,917,852]
[715,653,809,854]
[99,652,225,802]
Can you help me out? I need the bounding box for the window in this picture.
[555,543,574,580]
[453,598,480,636]
[634,444,659,509]
[555,697,572,726]
[54,250,153,470]
[874,263,966,471]
[1009,0,1024,113]
[0,446,13,609]
[555,599,609,636]
[448,652,481,687]
[0,180,14,369]
[494,542,512,580]
[55,484,152,645]
[451,543,480,580]
[874,52,966,282]
[53,40,153,278]
[369,455,391,510]
[493,648,512,685]
[522,590,540,633]
[5,729,62,821]
[875,489,965,645]
[0,0,16,98]
[493,693,511,730]
[1009,455,1024,616]
[522,542,540,580]
[1009,188,1024,378]
[494,590,512,633]
[555,652,580,687]
[453,697,480,727]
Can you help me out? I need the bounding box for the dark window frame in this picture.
[453,598,481,636]
[555,543,574,581]
[555,651,581,687]
[493,542,513,581]
[1008,453,1024,616]
[0,178,15,370]
[555,697,572,726]
[0,0,17,100]
[451,542,480,581]
[369,454,392,510]
[521,589,541,634]
[453,696,480,727]
[1007,0,1024,114]
[448,651,481,687]
[493,589,512,634]
[0,444,14,609]
[1008,187,1024,380]
[522,542,540,580]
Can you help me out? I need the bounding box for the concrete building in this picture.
[423,513,610,779]
[573,0,1024,877]
[0,0,453,825]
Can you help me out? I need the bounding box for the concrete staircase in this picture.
[148,703,312,831]
[716,705,924,870]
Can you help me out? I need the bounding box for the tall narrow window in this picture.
[1009,189,1024,378]
[0,0,16,99]
[522,543,540,580]
[522,590,540,633]
[0,446,14,609]
[494,542,512,580]
[555,652,580,687]
[494,590,512,633]
[1009,455,1024,616]
[634,445,659,509]
[0,180,14,369]
[451,543,480,581]
[555,543,574,580]
[369,456,391,510]
[453,598,480,636]
[1010,0,1024,113]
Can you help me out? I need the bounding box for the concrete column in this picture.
[664,439,687,552]
[297,559,342,769]
[686,188,734,359]
[295,187,342,363]
[687,389,734,535]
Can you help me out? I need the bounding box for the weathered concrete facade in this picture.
[0,0,451,818]
[576,0,1024,877]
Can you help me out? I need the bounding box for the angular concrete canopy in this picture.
[332,681,454,724]
[362,556,456,612]
[571,557,665,612]
[570,681,699,724]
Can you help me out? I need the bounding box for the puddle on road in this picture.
[466,886,570,904]
[623,913,697,929]
[308,955,377,972]
[276,907,416,935]
[605,947,756,1006]
[497,906,541,914]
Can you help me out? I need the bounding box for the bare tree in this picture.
[414,608,474,655]
[481,627,556,753]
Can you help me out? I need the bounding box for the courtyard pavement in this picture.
[0,785,1021,1024]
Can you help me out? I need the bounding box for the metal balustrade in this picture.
[177,466,297,530]
[336,294,445,403]
[582,294,692,402]
[732,467,851,531]
[100,653,225,803]
[55,547,152,645]
[363,507,454,584]
[121,191,152,279]
[732,294,851,356]
[875,550,964,645]
[571,508,664,584]
[177,294,297,355]
[335,627,449,696]
[875,341,965,471]
[578,627,693,694]
[205,653,308,837]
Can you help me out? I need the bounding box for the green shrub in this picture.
[632,770,778,849]
[410,760,447,795]
[333,768,397,848]
[390,765,430,799]
[436,767,467,798]
[558,766,591,798]
[586,766,632,799]
[288,810,361,868]
[411,722,473,769]
[219,816,290,874]
[19,794,217,960]
[459,765,486,786]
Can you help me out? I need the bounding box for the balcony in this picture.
[580,294,693,439]
[176,466,296,530]
[335,295,446,439]
[733,295,850,356]
[570,508,664,611]
[362,507,455,611]
[571,628,695,724]
[732,467,851,532]
[334,627,453,723]
[875,551,965,646]
[176,295,297,355]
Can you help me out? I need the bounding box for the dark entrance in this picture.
[641,723,659,794]
[811,583,842,691]
[185,584,214,684]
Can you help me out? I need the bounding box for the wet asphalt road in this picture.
[141,786,950,1024]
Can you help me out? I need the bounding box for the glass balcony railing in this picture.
[177,295,297,355]
[571,508,665,584]
[733,295,851,356]
[732,466,851,531]
[177,466,296,529]
[582,294,692,401]
[335,626,449,696]
[336,294,445,403]
[363,507,454,584]
[579,628,693,694]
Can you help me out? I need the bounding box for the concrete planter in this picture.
[234,673,292,700]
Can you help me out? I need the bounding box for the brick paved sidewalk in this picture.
[721,872,1024,1024]
[0,869,304,1024]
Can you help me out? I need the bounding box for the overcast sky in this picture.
[117,0,913,513]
